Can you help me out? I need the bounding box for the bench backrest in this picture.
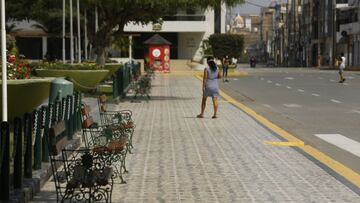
[98,95,107,113]
[49,120,66,156]
[81,104,96,129]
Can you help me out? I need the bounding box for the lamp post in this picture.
[84,10,88,60]
[62,0,66,63]
[1,0,7,122]
[77,0,81,63]
[70,0,74,64]
[332,0,337,68]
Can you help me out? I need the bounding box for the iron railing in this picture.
[0,92,82,201]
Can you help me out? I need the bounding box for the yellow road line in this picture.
[168,71,248,77]
[194,74,360,189]
[265,141,305,147]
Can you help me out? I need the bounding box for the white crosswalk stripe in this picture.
[315,134,360,157]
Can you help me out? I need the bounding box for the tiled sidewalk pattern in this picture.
[32,75,360,202]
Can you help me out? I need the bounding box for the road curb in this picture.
[194,74,360,190]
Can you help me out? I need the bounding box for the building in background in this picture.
[9,5,228,61]
[273,1,288,66]
[338,0,360,67]
[260,6,275,62]
[228,14,261,60]
[8,20,70,60]
[124,5,227,61]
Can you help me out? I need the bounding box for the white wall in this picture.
[221,3,227,33]
[178,33,205,60]
[175,8,216,60]
[124,21,208,32]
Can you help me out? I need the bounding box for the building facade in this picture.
[338,0,360,67]
[124,5,227,61]
[228,14,261,59]
[10,5,227,61]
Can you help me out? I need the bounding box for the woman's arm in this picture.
[202,69,208,92]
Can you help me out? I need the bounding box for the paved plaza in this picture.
[32,74,360,202]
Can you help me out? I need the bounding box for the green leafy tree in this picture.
[83,0,244,64]
[6,0,72,35]
[208,33,244,60]
[6,0,244,64]
[6,0,33,21]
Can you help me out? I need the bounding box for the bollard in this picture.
[65,96,72,139]
[74,92,82,131]
[14,117,23,189]
[34,109,43,170]
[42,105,52,162]
[0,122,10,200]
[113,74,119,98]
[24,113,33,178]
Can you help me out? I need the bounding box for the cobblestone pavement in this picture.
[32,74,360,202]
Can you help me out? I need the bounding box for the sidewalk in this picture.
[32,74,360,202]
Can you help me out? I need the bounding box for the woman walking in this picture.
[197,57,221,119]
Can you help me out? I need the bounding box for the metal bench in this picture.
[49,121,114,202]
[97,95,135,151]
[81,105,130,184]
[132,75,152,100]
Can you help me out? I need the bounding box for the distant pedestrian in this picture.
[338,53,346,83]
[324,53,330,66]
[222,56,230,82]
[197,56,221,119]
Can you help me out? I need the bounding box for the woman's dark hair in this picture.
[207,56,217,72]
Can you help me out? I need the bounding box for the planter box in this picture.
[35,69,109,92]
[0,78,54,121]
[104,64,123,80]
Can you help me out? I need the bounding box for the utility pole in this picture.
[1,0,8,122]
[331,0,336,68]
[70,0,74,64]
[84,10,88,60]
[77,0,81,63]
[62,0,66,63]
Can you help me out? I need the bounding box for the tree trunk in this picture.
[96,48,106,65]
[90,20,125,65]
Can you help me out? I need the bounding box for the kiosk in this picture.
[144,34,171,72]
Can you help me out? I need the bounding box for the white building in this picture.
[338,0,360,67]
[124,5,227,61]
[9,5,227,61]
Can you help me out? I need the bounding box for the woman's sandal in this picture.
[197,114,204,118]
[212,115,217,119]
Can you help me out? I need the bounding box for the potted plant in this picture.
[1,53,54,121]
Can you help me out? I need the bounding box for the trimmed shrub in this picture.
[208,34,244,59]
[30,62,103,70]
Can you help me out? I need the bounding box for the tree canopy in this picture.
[6,0,245,64]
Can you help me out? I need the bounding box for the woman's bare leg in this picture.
[212,97,218,118]
[197,96,207,118]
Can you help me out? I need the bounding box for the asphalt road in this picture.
[220,66,360,174]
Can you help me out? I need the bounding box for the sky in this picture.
[231,0,274,15]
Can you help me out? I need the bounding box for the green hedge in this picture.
[208,34,244,59]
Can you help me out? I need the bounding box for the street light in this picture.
[70,0,74,64]
[1,0,7,122]
[77,0,81,63]
[62,0,66,64]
